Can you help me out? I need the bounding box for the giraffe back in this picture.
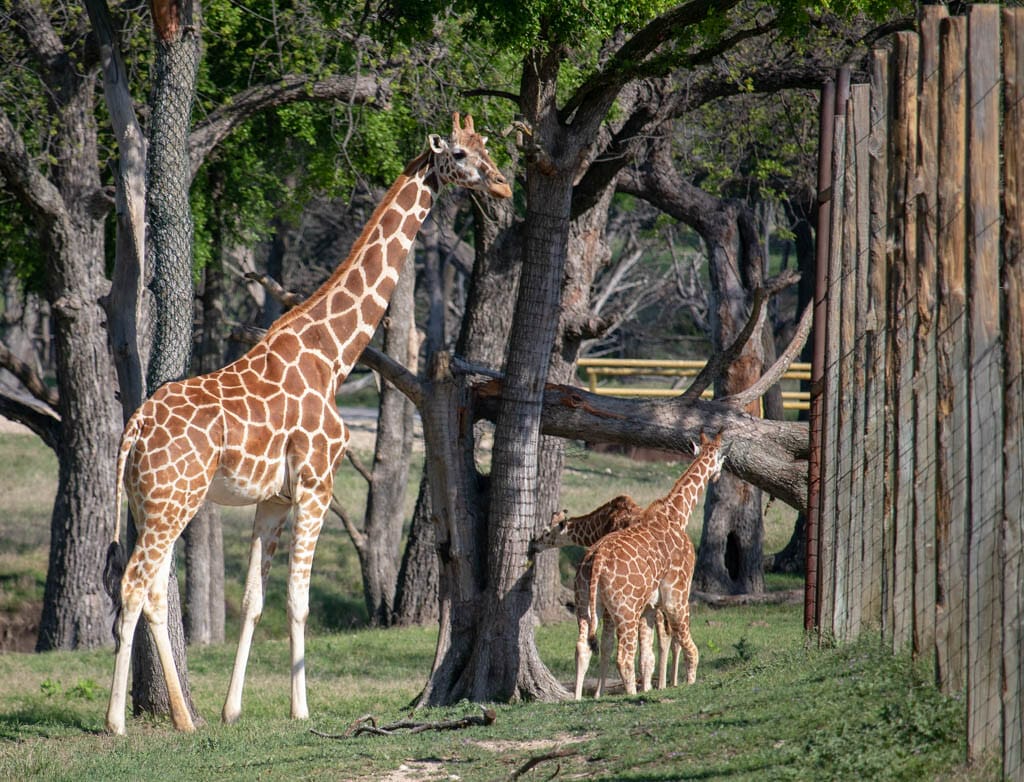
[535,494,642,549]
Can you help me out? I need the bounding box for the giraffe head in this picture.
[428,113,512,198]
[694,430,728,483]
[532,508,571,552]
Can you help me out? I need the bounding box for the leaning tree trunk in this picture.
[130,11,201,719]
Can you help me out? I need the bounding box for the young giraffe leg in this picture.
[676,594,699,685]
[655,608,671,689]
[638,606,657,692]
[613,613,639,696]
[286,485,330,720]
[574,615,594,701]
[594,617,614,698]
[222,499,291,724]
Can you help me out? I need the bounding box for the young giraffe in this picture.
[573,431,727,699]
[534,495,679,694]
[104,114,511,736]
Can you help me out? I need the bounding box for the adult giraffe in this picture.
[104,114,511,735]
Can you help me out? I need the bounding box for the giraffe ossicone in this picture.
[104,113,511,736]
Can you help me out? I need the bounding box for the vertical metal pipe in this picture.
[805,75,839,632]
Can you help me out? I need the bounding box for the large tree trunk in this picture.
[393,194,519,626]
[21,8,124,650]
[36,225,122,650]
[130,10,201,719]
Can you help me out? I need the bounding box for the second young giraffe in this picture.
[572,431,727,699]
[104,114,511,735]
[536,497,688,691]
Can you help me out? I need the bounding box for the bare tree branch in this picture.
[188,73,392,180]
[0,342,59,408]
[0,393,60,451]
[679,287,766,404]
[721,298,811,410]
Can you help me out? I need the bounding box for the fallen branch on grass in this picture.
[508,748,580,780]
[310,706,497,738]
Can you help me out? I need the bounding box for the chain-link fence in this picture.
[809,5,1023,776]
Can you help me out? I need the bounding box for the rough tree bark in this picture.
[1,2,123,651]
[129,0,201,718]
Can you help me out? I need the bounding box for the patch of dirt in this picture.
[0,602,41,652]
[468,732,593,754]
[379,760,455,782]
[0,415,31,435]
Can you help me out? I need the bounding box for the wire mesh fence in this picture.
[810,5,1024,776]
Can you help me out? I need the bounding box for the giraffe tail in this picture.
[103,414,140,650]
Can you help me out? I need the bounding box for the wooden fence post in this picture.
[965,3,1003,764]
[934,13,969,698]
[1000,9,1024,777]
[887,31,920,653]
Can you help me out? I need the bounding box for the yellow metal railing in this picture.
[577,358,812,411]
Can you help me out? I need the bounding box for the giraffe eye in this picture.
[452,148,467,160]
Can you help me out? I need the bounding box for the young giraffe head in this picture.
[692,430,728,483]
[427,113,512,198]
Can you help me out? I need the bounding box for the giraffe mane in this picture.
[262,150,433,339]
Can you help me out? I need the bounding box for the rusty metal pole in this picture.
[805,73,839,633]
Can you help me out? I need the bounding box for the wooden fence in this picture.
[809,5,1023,773]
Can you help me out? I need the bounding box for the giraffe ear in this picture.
[428,134,448,153]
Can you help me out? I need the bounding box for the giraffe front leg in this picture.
[223,500,290,725]
[287,495,326,720]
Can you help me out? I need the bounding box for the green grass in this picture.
[0,425,986,780]
[0,607,980,781]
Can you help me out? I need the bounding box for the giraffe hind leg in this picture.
[143,552,196,732]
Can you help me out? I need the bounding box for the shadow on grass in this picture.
[0,703,103,738]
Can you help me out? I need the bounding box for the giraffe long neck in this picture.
[658,448,720,523]
[268,152,436,381]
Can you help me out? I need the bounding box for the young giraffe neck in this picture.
[264,151,436,383]
[653,447,719,523]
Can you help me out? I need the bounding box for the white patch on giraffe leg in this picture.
[105,594,144,735]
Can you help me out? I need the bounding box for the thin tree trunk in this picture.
[184,259,226,645]
[131,10,201,718]
[361,257,416,625]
